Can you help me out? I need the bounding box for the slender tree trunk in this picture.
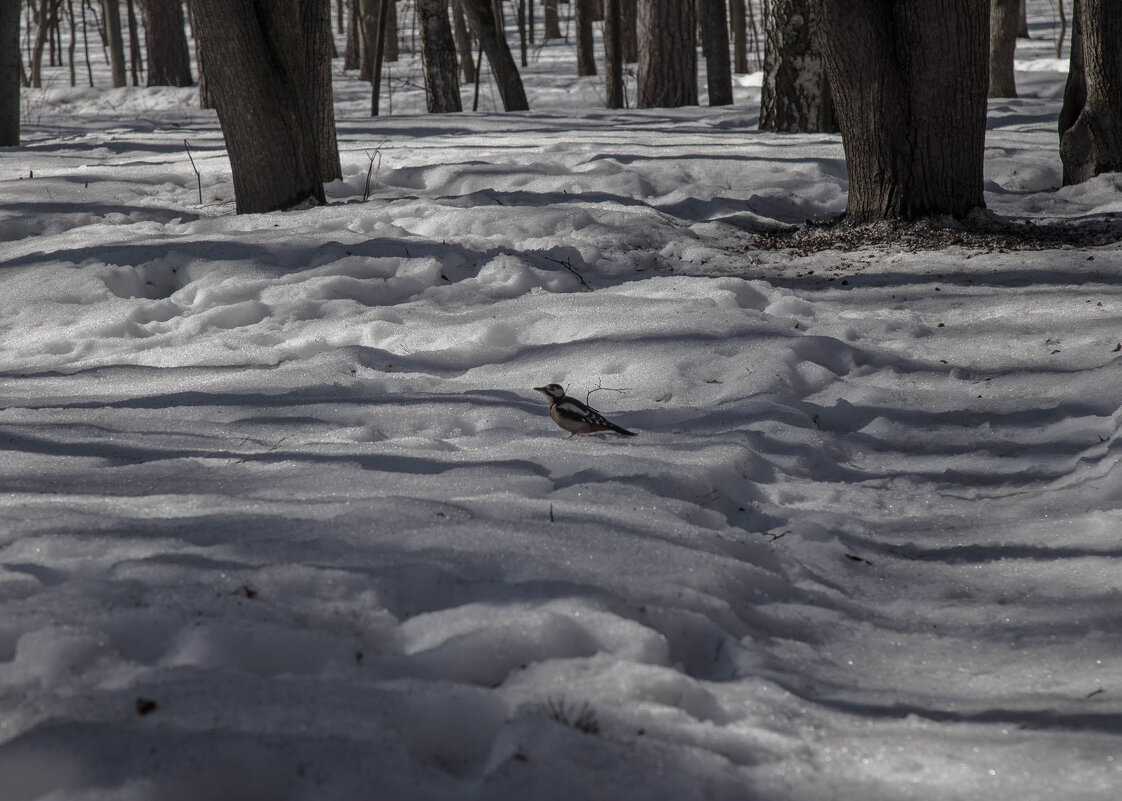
[145,0,193,86]
[1017,0,1029,36]
[604,0,623,107]
[516,0,527,67]
[528,0,534,43]
[760,0,836,131]
[101,0,127,87]
[65,0,77,86]
[417,0,462,111]
[730,0,749,74]
[461,0,530,109]
[544,0,561,39]
[125,0,142,85]
[345,0,362,69]
[575,0,595,76]
[1055,0,1067,58]
[452,0,477,83]
[698,0,732,105]
[990,0,1018,97]
[385,0,398,61]
[1060,0,1122,184]
[188,0,338,213]
[636,0,696,108]
[362,0,392,113]
[0,0,19,145]
[812,0,989,223]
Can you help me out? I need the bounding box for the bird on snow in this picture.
[534,383,636,438]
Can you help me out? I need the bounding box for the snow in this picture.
[2,4,1120,800]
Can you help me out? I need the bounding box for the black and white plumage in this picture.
[534,383,636,437]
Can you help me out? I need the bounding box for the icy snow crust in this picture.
[2,9,1120,801]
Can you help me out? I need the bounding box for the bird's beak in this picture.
[533,386,549,394]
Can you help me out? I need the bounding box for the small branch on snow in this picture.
[362,142,387,202]
[234,436,288,464]
[585,378,629,406]
[543,255,594,291]
[183,139,202,206]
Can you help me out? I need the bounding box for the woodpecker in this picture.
[534,384,636,438]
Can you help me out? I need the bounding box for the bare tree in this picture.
[990,0,1018,97]
[636,0,696,108]
[0,0,19,145]
[188,0,340,213]
[145,0,193,86]
[461,0,529,110]
[698,0,732,106]
[1060,0,1122,184]
[417,0,462,111]
[760,0,836,131]
[543,0,561,39]
[811,0,988,223]
[451,0,477,84]
[604,0,623,108]
[729,0,749,73]
[102,0,128,87]
[575,0,596,76]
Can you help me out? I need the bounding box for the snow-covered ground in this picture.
[2,5,1120,800]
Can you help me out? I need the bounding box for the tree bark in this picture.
[101,0,128,88]
[636,0,696,108]
[460,0,530,110]
[451,0,477,84]
[125,0,143,85]
[1017,0,1029,37]
[1060,0,1122,184]
[989,0,1018,98]
[417,0,462,111]
[604,0,623,107]
[760,0,836,131]
[145,0,193,86]
[730,0,749,73]
[698,0,732,106]
[620,0,637,62]
[812,0,988,223]
[544,0,561,39]
[0,0,19,145]
[188,0,339,213]
[575,0,596,76]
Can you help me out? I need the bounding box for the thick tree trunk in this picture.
[698,0,732,106]
[145,0,193,86]
[1060,0,1122,184]
[604,0,623,107]
[812,0,988,223]
[760,0,836,132]
[730,0,749,73]
[989,0,1018,98]
[461,0,530,110]
[451,0,477,84]
[575,0,596,76]
[417,0,462,111]
[620,0,637,62]
[0,0,19,146]
[189,0,338,213]
[636,0,696,108]
[544,0,561,39]
[102,0,128,88]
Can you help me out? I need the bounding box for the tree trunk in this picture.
[811,0,988,223]
[31,0,55,88]
[575,0,596,76]
[0,0,19,145]
[460,0,530,110]
[125,0,142,85]
[620,0,637,62]
[345,0,362,69]
[417,0,462,111]
[515,0,527,66]
[363,0,392,114]
[385,0,399,61]
[544,0,561,39]
[604,0,623,107]
[1017,0,1029,37]
[1060,0,1122,184]
[188,0,338,213]
[989,0,1018,97]
[730,0,749,73]
[452,0,477,83]
[101,0,128,88]
[698,0,732,106]
[760,0,836,131]
[145,0,193,86]
[636,0,696,108]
